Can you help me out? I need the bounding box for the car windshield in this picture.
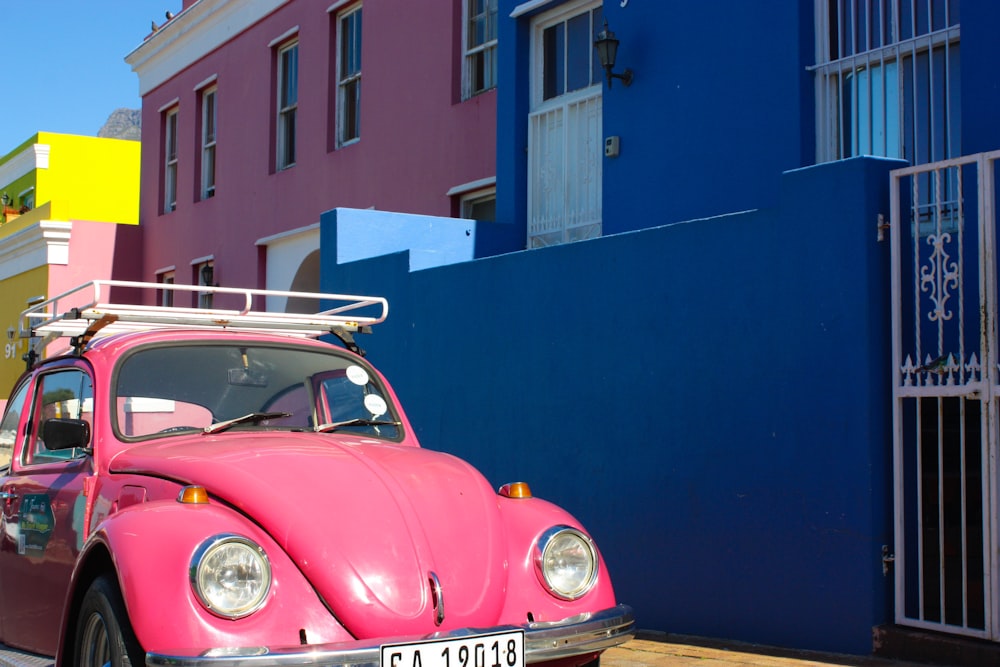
[113,343,400,440]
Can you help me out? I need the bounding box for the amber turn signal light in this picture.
[177,485,210,504]
[499,482,532,499]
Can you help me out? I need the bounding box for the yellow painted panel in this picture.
[0,268,48,397]
[34,133,140,225]
[0,202,52,241]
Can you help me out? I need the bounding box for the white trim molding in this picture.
[446,176,497,197]
[0,221,73,281]
[511,0,557,18]
[157,97,180,113]
[268,25,300,48]
[255,222,320,246]
[189,254,215,266]
[0,143,50,187]
[127,0,290,96]
[326,0,353,13]
[193,74,219,91]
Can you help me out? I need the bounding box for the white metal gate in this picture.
[890,151,1000,639]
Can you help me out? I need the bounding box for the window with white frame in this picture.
[464,0,498,99]
[277,40,299,169]
[200,86,217,199]
[196,261,214,309]
[18,188,34,211]
[461,189,496,221]
[163,107,179,213]
[157,270,175,307]
[337,6,362,147]
[813,0,960,165]
[540,3,603,102]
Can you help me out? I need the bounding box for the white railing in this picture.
[527,91,602,248]
[21,280,389,343]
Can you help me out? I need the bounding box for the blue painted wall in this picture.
[496,0,815,239]
[957,1,1000,155]
[321,156,902,655]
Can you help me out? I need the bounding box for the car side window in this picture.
[27,369,93,464]
[0,381,31,470]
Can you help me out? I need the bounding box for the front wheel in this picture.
[74,574,144,667]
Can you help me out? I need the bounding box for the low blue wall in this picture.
[321,156,902,655]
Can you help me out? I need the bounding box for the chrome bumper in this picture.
[145,604,634,667]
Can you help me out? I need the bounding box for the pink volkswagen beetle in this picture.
[0,281,633,667]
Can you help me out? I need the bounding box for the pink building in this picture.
[127,0,497,300]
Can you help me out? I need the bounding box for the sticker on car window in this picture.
[364,394,387,417]
[346,365,370,386]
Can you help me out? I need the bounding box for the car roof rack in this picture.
[20,280,389,361]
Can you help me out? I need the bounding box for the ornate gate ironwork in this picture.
[890,151,1000,639]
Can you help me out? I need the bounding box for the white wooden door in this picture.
[527,1,604,248]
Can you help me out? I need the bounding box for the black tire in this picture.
[74,574,144,667]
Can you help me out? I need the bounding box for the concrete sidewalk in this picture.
[602,635,934,667]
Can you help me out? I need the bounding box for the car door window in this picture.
[27,370,93,464]
[0,381,31,470]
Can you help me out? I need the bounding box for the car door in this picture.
[0,377,32,643]
[0,365,93,654]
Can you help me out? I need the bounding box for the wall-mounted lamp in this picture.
[1,193,10,208]
[200,263,215,286]
[594,20,633,88]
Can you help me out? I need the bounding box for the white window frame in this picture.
[194,258,215,309]
[18,187,34,211]
[277,40,299,170]
[156,268,176,308]
[163,107,179,213]
[531,1,603,107]
[336,5,362,148]
[463,0,498,99]
[527,0,603,249]
[462,189,496,221]
[200,86,217,199]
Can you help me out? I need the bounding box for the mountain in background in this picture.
[98,108,141,141]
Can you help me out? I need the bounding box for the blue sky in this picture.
[2,1,183,156]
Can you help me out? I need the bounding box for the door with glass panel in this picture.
[527,1,604,248]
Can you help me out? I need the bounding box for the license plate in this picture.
[381,630,524,667]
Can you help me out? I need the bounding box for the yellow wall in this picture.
[35,133,140,225]
[0,267,47,396]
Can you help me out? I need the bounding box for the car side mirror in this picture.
[42,418,91,451]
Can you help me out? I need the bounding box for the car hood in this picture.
[109,433,507,636]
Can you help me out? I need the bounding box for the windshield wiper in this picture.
[313,418,401,433]
[203,412,291,435]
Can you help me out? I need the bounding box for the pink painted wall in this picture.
[51,221,143,300]
[138,0,496,294]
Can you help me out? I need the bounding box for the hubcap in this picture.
[79,611,112,667]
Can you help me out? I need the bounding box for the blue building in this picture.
[319,0,1000,659]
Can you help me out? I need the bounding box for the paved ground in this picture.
[603,635,935,667]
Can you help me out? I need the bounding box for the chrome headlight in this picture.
[191,535,271,618]
[535,526,598,600]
